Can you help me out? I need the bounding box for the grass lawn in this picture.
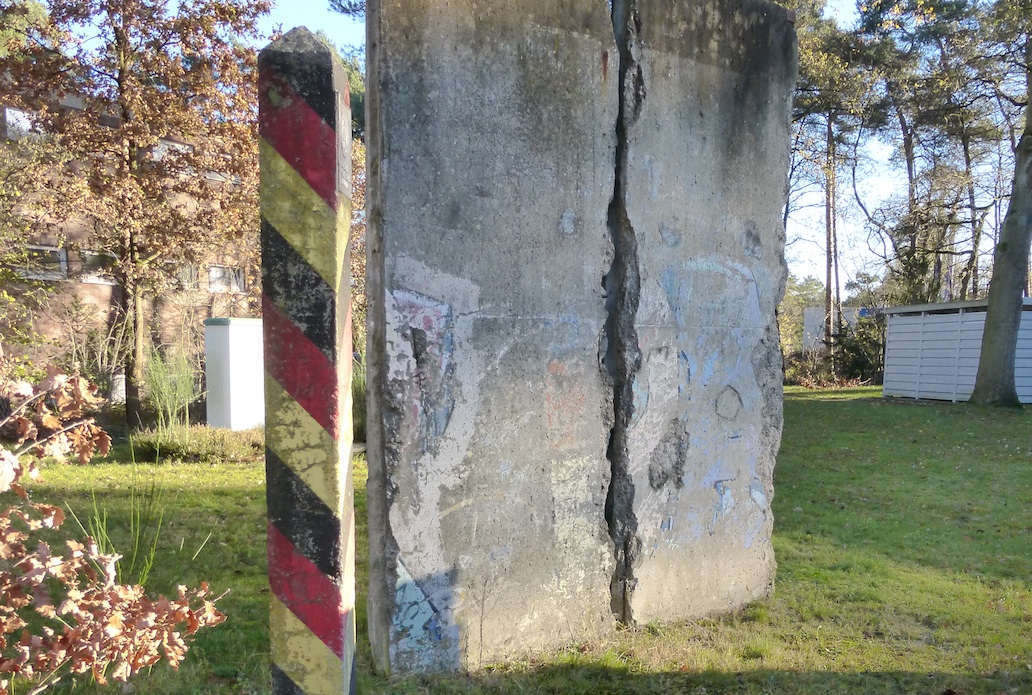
[26,386,1032,694]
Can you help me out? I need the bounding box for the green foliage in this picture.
[328,0,364,17]
[314,29,366,135]
[129,425,263,465]
[778,274,825,356]
[145,342,198,431]
[26,391,1032,693]
[0,0,47,58]
[352,357,366,443]
[32,461,256,695]
[835,315,886,383]
[67,465,166,587]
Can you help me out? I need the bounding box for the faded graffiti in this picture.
[390,559,459,671]
[544,361,589,450]
[711,480,736,531]
[385,289,456,459]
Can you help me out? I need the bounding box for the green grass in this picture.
[23,387,1032,694]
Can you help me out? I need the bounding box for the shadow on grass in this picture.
[360,663,1032,694]
[783,385,883,401]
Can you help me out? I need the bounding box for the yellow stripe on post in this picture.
[265,373,345,515]
[269,596,346,695]
[260,138,351,291]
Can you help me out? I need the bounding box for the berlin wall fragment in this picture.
[366,0,796,675]
[366,0,619,673]
[259,29,357,695]
[607,0,797,624]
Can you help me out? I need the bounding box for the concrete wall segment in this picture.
[367,0,619,674]
[613,0,796,623]
[366,0,796,674]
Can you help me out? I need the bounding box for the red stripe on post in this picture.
[268,523,345,659]
[263,293,340,439]
[259,71,339,211]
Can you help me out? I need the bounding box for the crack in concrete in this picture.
[603,0,644,626]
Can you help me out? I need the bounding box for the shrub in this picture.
[0,370,226,694]
[835,315,885,385]
[131,425,263,465]
[145,342,198,431]
[782,315,885,388]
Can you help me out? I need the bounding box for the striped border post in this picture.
[258,28,356,695]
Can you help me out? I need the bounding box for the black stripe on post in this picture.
[266,447,342,579]
[261,219,338,362]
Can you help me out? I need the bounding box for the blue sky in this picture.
[259,1,365,51]
[253,0,881,292]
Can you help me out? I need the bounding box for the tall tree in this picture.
[792,9,874,350]
[855,0,1010,305]
[970,0,1031,405]
[329,0,364,17]
[0,0,270,427]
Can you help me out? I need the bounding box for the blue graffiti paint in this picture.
[660,222,683,247]
[749,480,767,509]
[629,375,650,428]
[742,479,769,549]
[659,268,688,329]
[390,560,460,671]
[711,481,736,532]
[676,350,692,396]
[701,352,718,384]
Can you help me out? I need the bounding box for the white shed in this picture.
[881,299,1032,403]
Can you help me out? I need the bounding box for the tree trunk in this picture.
[123,243,146,429]
[890,90,917,215]
[970,42,1031,406]
[959,131,983,300]
[824,115,835,350]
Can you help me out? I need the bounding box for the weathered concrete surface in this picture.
[608,1,796,622]
[366,0,619,674]
[366,0,796,675]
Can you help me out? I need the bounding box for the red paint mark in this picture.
[544,362,587,450]
[263,294,340,439]
[259,71,339,211]
[268,524,347,658]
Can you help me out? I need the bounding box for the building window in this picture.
[176,263,199,291]
[208,265,245,294]
[17,245,67,281]
[150,138,194,161]
[79,250,117,285]
[2,107,31,140]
